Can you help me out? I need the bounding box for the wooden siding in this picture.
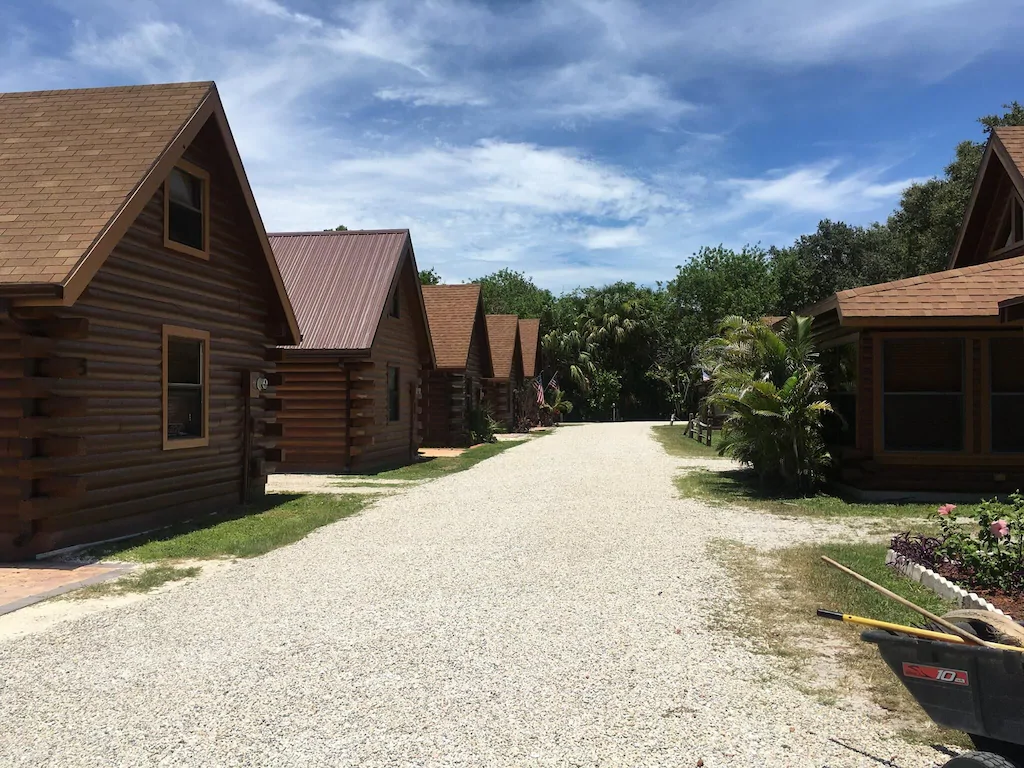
[422,307,489,447]
[275,251,431,471]
[0,118,288,559]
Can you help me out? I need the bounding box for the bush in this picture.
[891,495,1024,593]
[468,404,499,444]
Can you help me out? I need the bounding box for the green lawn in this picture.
[675,467,944,519]
[66,565,202,598]
[342,440,528,483]
[721,539,965,746]
[91,493,369,562]
[651,424,723,458]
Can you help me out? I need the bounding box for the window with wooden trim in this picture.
[164,162,210,259]
[163,326,210,450]
[882,338,963,452]
[387,366,400,422]
[389,284,401,318]
[990,337,1024,453]
[991,194,1024,255]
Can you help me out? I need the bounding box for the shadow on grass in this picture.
[678,467,946,519]
[344,440,528,483]
[88,493,368,562]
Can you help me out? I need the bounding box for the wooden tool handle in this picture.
[820,556,992,648]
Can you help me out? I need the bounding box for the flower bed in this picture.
[890,495,1024,618]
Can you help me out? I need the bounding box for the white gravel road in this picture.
[0,423,946,767]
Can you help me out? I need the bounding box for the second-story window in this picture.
[165,163,209,258]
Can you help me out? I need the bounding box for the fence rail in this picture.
[685,414,715,446]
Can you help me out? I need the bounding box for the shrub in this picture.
[468,404,499,444]
[891,495,1024,593]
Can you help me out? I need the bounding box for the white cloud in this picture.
[537,64,694,121]
[583,226,646,250]
[227,0,322,26]
[727,162,920,215]
[375,84,490,107]
[70,21,197,81]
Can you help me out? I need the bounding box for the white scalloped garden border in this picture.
[885,549,1012,619]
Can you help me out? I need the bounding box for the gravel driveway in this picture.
[0,423,942,767]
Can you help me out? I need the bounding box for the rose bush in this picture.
[891,493,1024,594]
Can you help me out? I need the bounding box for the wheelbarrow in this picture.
[863,629,1024,767]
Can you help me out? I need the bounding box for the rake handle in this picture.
[820,556,992,648]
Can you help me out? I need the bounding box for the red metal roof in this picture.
[518,318,541,377]
[270,230,410,351]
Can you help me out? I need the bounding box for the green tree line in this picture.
[420,104,1024,421]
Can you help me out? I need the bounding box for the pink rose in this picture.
[990,520,1010,539]
[937,503,957,516]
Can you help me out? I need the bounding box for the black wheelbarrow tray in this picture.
[863,629,1024,766]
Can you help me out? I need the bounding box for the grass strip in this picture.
[66,565,202,599]
[91,494,369,562]
[347,440,527,483]
[651,424,724,458]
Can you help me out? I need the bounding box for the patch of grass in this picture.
[652,424,723,458]
[677,467,946,520]
[717,540,968,748]
[349,440,527,483]
[91,494,368,562]
[67,565,201,599]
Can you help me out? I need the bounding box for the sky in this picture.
[2,0,1024,291]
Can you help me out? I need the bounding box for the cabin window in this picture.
[990,337,1024,452]
[387,366,400,423]
[164,163,209,258]
[389,285,400,318]
[882,338,963,452]
[992,195,1024,254]
[163,326,210,449]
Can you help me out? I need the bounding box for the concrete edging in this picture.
[886,549,1011,619]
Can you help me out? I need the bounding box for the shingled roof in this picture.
[807,255,1024,325]
[422,284,491,371]
[0,81,300,340]
[518,318,541,377]
[270,230,433,359]
[485,314,522,379]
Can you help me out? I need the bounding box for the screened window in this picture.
[164,327,209,449]
[991,337,1024,452]
[166,165,208,255]
[387,366,400,422]
[882,338,963,452]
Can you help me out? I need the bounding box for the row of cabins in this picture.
[0,81,542,560]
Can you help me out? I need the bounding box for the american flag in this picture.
[534,377,545,405]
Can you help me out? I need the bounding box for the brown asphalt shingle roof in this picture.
[995,126,1024,175]
[0,82,212,285]
[271,229,411,351]
[519,318,541,377]
[812,255,1024,322]
[422,284,484,369]
[486,314,521,379]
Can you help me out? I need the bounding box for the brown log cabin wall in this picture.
[276,255,428,471]
[364,259,427,470]
[422,312,488,447]
[845,328,1024,493]
[0,119,286,559]
[274,356,374,472]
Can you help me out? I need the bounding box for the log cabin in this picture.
[806,126,1024,494]
[518,318,542,425]
[421,284,494,447]
[483,315,524,431]
[0,82,301,560]
[269,230,435,472]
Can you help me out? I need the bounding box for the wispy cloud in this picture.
[375,84,490,107]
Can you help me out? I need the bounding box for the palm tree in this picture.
[540,388,573,424]
[698,314,832,493]
[541,328,597,392]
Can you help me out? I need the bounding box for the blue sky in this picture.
[3,0,1023,291]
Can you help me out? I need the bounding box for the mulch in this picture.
[931,562,1024,618]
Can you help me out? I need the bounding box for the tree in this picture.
[472,269,553,318]
[419,268,442,285]
[699,315,832,493]
[324,224,349,231]
[665,245,779,367]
